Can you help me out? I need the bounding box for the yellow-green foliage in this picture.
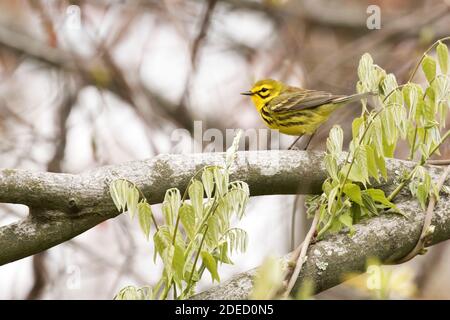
[308,39,450,239]
[111,132,250,300]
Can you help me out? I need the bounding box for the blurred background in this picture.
[0,0,449,299]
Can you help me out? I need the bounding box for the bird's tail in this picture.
[333,91,377,104]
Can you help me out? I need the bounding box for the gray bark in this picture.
[0,150,330,265]
[0,150,448,298]
[192,195,450,299]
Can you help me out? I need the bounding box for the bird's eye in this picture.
[260,88,269,93]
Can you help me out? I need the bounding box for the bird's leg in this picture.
[302,132,316,151]
[287,135,303,150]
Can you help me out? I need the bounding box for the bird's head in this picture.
[241,79,285,111]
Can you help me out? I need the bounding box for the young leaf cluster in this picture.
[308,40,450,238]
[111,132,250,300]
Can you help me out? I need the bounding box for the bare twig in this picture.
[283,210,319,298]
[192,189,450,299]
[428,159,450,166]
[309,2,450,85]
[26,77,79,299]
[394,164,450,263]
[191,0,217,68]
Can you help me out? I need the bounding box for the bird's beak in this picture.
[240,91,254,96]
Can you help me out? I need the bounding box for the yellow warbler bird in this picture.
[241,79,374,149]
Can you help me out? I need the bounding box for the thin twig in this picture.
[283,210,319,298]
[427,159,450,166]
[407,36,450,83]
[290,194,301,251]
[191,0,217,68]
[395,164,450,264]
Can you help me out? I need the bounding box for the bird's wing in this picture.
[269,89,342,112]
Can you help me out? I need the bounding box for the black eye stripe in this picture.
[257,92,269,98]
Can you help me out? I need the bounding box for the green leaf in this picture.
[189,180,204,218]
[205,216,220,249]
[161,202,172,226]
[201,251,220,282]
[183,236,199,273]
[229,180,250,196]
[352,117,364,140]
[402,84,418,114]
[322,180,332,195]
[382,74,400,103]
[179,204,196,241]
[250,256,284,300]
[213,200,230,234]
[422,55,436,83]
[343,183,363,205]
[120,180,132,208]
[201,167,215,199]
[356,82,368,112]
[172,244,186,285]
[382,137,396,158]
[324,154,339,181]
[416,168,431,206]
[425,86,436,105]
[216,242,233,264]
[365,188,405,215]
[437,41,449,74]
[327,186,339,214]
[213,168,228,197]
[115,286,139,300]
[358,53,373,82]
[223,228,248,254]
[392,104,407,139]
[357,53,384,93]
[356,146,369,185]
[432,76,450,107]
[161,245,175,280]
[365,189,394,207]
[110,180,139,214]
[114,286,153,300]
[228,182,250,219]
[422,99,436,122]
[138,201,153,239]
[110,180,126,211]
[329,218,343,233]
[342,163,365,184]
[127,186,139,219]
[327,125,343,155]
[339,212,355,235]
[361,193,378,216]
[374,149,387,180]
[365,145,379,182]
[296,279,315,300]
[372,118,383,155]
[438,101,448,129]
[183,260,200,284]
[350,203,362,224]
[153,225,172,262]
[416,183,428,210]
[162,188,181,226]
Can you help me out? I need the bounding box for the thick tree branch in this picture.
[0,150,447,278]
[0,150,327,265]
[192,194,450,299]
